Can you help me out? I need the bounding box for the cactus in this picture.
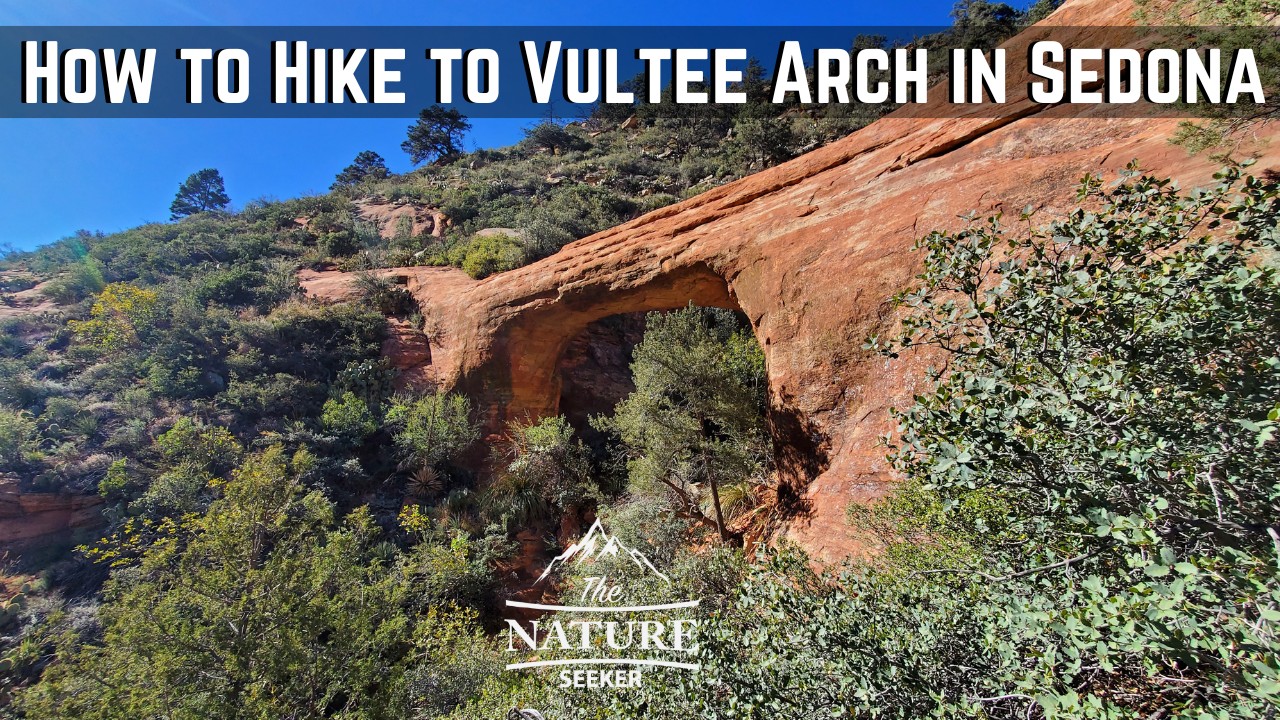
[0,592,25,630]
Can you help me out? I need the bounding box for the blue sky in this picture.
[1,0,960,251]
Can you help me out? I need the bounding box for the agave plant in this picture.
[406,465,445,499]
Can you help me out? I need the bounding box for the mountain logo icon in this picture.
[534,519,671,585]
[504,518,700,682]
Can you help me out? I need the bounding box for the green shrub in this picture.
[0,405,39,468]
[385,391,478,471]
[67,282,159,353]
[520,215,575,260]
[39,258,105,304]
[405,607,504,719]
[136,465,212,515]
[459,234,525,279]
[18,448,425,719]
[487,416,595,526]
[155,417,242,477]
[597,305,770,543]
[191,264,263,307]
[97,458,134,503]
[353,271,416,316]
[321,391,378,445]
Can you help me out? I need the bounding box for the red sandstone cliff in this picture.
[302,0,1280,560]
[0,478,104,551]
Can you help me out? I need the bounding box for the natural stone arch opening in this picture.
[464,261,742,430]
[555,311,646,451]
[455,261,827,517]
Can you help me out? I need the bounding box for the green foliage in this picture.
[386,391,478,472]
[0,590,26,644]
[948,0,1022,47]
[865,165,1280,716]
[154,417,242,476]
[597,305,770,542]
[68,282,159,353]
[485,415,595,527]
[479,166,1280,720]
[36,396,97,441]
[405,607,505,719]
[729,112,795,169]
[0,405,39,469]
[353,271,417,315]
[135,418,245,515]
[459,233,526,279]
[97,458,133,503]
[333,150,392,189]
[18,447,419,719]
[191,262,289,308]
[519,122,589,155]
[597,497,693,568]
[321,390,378,445]
[403,105,471,165]
[169,168,230,219]
[1132,1,1279,155]
[38,256,106,304]
[399,525,513,620]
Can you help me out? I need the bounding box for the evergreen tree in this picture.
[599,306,769,543]
[169,168,230,219]
[402,105,471,166]
[332,150,391,189]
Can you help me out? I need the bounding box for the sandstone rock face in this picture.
[0,478,104,550]
[355,199,449,240]
[302,0,1280,560]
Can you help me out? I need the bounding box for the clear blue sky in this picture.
[1,0,960,251]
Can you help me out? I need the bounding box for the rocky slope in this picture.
[303,0,1280,560]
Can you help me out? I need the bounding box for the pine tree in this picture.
[332,150,390,190]
[169,168,230,219]
[401,105,471,165]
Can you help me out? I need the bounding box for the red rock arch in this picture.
[302,0,1280,560]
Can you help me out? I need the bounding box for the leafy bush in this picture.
[485,415,595,527]
[405,607,504,719]
[19,448,422,719]
[858,164,1280,715]
[0,405,39,468]
[39,258,104,304]
[321,391,378,445]
[191,264,265,307]
[353,271,417,316]
[68,283,159,352]
[154,417,242,478]
[385,392,478,472]
[459,234,526,279]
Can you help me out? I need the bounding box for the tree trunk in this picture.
[708,475,729,544]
